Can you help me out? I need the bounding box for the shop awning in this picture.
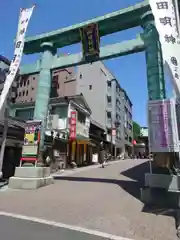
[75,134,95,145]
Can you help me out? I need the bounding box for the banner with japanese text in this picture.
[69,111,77,140]
[80,23,100,62]
[149,0,180,96]
[0,6,34,112]
[148,99,179,152]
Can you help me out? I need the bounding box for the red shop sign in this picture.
[69,111,77,140]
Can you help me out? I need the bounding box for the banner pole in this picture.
[0,103,8,178]
[173,0,180,37]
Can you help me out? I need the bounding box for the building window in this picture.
[30,98,33,101]
[107,112,111,119]
[33,77,35,80]
[20,80,23,87]
[31,87,34,90]
[125,134,128,141]
[57,83,60,89]
[26,90,28,96]
[107,81,111,87]
[89,85,92,90]
[19,92,21,97]
[23,90,25,96]
[52,75,59,89]
[77,111,86,124]
[107,129,111,135]
[27,80,30,85]
[107,96,111,103]
[129,112,132,120]
[79,73,82,79]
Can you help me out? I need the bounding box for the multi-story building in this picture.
[76,62,133,155]
[16,66,76,103]
[121,88,133,153]
[15,58,133,155]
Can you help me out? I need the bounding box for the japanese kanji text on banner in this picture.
[148,99,179,152]
[149,0,180,96]
[69,111,77,140]
[0,6,34,113]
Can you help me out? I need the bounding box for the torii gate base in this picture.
[9,167,54,190]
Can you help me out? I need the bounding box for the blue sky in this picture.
[0,0,173,126]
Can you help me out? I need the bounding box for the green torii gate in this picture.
[20,0,166,150]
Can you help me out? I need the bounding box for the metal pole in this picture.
[173,0,180,37]
[0,105,8,178]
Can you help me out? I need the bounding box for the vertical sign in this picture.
[21,120,41,163]
[0,6,35,113]
[149,0,180,96]
[69,111,77,140]
[80,23,100,62]
[148,99,179,152]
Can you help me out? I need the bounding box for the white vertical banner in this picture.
[0,6,35,112]
[149,0,180,96]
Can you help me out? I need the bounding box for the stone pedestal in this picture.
[9,167,54,190]
[141,174,180,207]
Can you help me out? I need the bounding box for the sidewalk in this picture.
[52,159,121,177]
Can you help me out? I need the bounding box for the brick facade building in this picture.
[16,67,76,103]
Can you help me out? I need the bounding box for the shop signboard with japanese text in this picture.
[0,6,34,113]
[80,23,100,62]
[21,120,41,162]
[149,0,180,96]
[69,111,77,140]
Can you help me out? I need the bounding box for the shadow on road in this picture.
[54,175,142,200]
[121,161,150,184]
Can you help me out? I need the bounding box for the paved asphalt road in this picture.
[0,215,109,240]
[0,159,177,240]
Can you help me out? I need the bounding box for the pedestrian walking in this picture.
[99,141,105,168]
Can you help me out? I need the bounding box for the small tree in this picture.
[133,121,141,141]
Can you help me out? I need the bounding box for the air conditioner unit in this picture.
[47,114,59,130]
